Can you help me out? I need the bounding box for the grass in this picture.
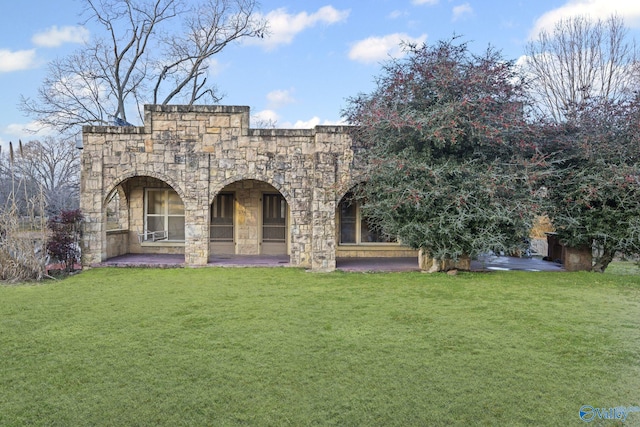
[1,267,640,426]
[606,260,640,276]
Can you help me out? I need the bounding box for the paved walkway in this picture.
[472,254,564,272]
[98,253,564,272]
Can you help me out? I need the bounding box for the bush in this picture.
[46,209,83,274]
[0,205,48,283]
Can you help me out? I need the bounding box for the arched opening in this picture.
[104,175,186,261]
[336,185,416,259]
[210,179,290,257]
[106,185,128,231]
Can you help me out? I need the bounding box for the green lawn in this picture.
[1,267,639,426]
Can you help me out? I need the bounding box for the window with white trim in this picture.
[339,193,396,244]
[144,188,185,241]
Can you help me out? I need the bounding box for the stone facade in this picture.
[80,105,415,272]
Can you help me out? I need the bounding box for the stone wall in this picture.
[106,230,129,259]
[80,105,362,271]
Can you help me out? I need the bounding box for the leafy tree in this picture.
[20,0,267,132]
[525,15,640,272]
[540,99,640,272]
[344,39,541,267]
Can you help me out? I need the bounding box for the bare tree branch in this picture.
[524,15,638,123]
[13,137,80,213]
[19,0,267,132]
[154,0,267,105]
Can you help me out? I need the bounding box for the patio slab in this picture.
[99,253,185,268]
[473,254,564,272]
[208,254,290,267]
[336,255,564,272]
[97,253,564,272]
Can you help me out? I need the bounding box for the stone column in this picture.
[184,207,209,265]
[183,154,210,266]
[289,211,311,268]
[311,152,337,272]
[80,141,107,266]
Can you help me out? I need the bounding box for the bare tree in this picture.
[154,0,266,105]
[0,142,50,282]
[0,142,33,216]
[524,15,638,122]
[12,137,80,214]
[20,0,267,132]
[0,146,10,207]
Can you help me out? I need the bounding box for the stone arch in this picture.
[336,179,366,205]
[208,175,296,258]
[98,171,190,261]
[102,172,187,238]
[105,170,187,206]
[105,184,129,231]
[210,173,293,208]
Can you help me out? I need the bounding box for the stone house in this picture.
[80,105,416,272]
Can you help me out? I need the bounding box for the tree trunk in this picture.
[592,248,614,273]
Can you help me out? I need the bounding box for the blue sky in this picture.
[2,0,640,150]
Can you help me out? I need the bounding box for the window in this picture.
[211,193,234,241]
[144,188,185,241]
[339,200,357,244]
[339,194,396,244]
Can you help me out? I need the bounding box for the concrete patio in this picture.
[97,253,564,272]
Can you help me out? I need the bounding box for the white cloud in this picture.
[206,58,228,77]
[0,49,38,72]
[5,122,29,136]
[251,109,279,127]
[388,10,407,19]
[515,54,529,68]
[3,121,55,144]
[452,3,473,22]
[247,6,350,50]
[280,117,345,128]
[6,121,52,136]
[412,0,438,5]
[250,111,344,129]
[266,89,296,109]
[32,25,89,47]
[291,117,321,128]
[530,0,640,39]
[348,33,427,64]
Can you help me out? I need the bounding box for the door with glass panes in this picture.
[262,193,287,255]
[210,193,235,254]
